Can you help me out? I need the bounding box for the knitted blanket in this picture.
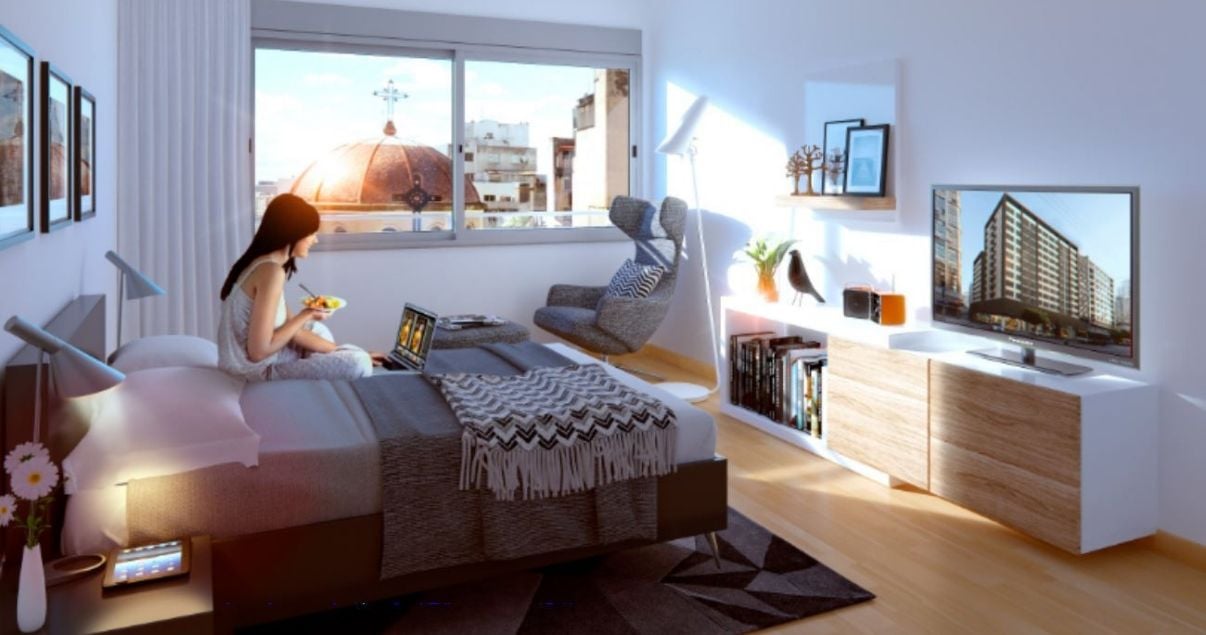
[431,364,678,501]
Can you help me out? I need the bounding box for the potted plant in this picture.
[1,441,60,633]
[739,237,796,302]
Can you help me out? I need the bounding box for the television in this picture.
[931,185,1138,375]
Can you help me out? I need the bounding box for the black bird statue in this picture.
[787,249,825,305]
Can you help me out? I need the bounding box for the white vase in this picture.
[17,544,46,633]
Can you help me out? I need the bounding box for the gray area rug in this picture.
[245,508,873,634]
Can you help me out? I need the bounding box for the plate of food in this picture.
[301,295,347,312]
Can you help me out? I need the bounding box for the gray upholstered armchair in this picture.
[534,195,687,358]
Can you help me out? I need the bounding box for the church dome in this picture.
[289,126,480,211]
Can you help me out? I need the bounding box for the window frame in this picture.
[250,11,641,251]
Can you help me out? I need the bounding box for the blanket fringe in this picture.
[462,428,677,501]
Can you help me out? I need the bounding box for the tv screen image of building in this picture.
[932,187,1135,365]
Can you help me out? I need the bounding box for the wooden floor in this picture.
[620,352,1206,634]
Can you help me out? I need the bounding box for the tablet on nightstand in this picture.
[103,539,191,589]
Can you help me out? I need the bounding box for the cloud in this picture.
[303,73,353,87]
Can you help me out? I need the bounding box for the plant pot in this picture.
[18,544,46,633]
[757,273,779,303]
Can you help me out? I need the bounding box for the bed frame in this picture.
[2,295,729,632]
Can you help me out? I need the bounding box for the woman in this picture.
[217,194,379,381]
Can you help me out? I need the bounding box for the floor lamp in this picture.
[106,251,166,347]
[656,96,718,403]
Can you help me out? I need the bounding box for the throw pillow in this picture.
[606,258,666,299]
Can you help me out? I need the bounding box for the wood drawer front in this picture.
[828,337,928,401]
[931,438,1081,552]
[929,361,1080,489]
[827,372,929,489]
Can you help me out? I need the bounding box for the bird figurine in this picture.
[787,249,825,305]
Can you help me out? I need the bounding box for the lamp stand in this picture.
[658,144,720,403]
[116,273,125,348]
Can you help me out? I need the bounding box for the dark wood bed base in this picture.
[2,296,729,632]
[213,456,727,631]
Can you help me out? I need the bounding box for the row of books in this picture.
[729,332,828,437]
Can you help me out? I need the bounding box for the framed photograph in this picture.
[74,87,95,221]
[844,124,889,196]
[40,62,73,232]
[0,25,35,250]
[821,118,863,195]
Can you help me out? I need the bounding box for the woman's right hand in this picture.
[303,307,332,322]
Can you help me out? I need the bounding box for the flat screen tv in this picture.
[931,185,1138,375]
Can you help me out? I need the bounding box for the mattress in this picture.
[61,344,717,555]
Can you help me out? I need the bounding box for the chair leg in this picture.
[705,532,722,568]
[600,354,665,381]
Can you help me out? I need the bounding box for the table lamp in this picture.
[105,251,165,347]
[4,316,125,442]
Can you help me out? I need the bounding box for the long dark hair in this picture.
[220,194,320,300]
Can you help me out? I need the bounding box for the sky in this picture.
[254,48,604,188]
[948,189,1133,297]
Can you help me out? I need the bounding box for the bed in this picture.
[3,296,728,631]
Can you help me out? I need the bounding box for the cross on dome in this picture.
[373,79,409,136]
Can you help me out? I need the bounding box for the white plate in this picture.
[301,295,347,312]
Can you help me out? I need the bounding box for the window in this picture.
[252,5,640,248]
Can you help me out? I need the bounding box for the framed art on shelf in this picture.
[844,124,889,197]
[75,87,96,221]
[821,118,863,195]
[0,24,35,250]
[41,61,73,232]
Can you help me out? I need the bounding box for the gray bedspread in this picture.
[351,342,656,579]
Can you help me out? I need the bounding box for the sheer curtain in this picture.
[117,0,251,339]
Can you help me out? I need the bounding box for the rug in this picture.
[243,509,873,634]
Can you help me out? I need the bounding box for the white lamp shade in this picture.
[106,250,166,299]
[5,315,125,397]
[656,95,708,156]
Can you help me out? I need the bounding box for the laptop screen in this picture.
[394,304,438,369]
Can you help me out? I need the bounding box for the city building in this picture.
[461,119,547,228]
[969,194,1081,319]
[552,136,575,212]
[1078,255,1115,329]
[569,68,629,223]
[932,189,963,315]
[1115,280,1132,330]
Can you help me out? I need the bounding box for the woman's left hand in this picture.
[369,351,388,367]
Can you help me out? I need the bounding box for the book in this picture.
[728,332,772,405]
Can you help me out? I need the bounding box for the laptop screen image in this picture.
[393,303,438,370]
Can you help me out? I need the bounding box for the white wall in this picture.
[644,0,1206,545]
[0,1,118,365]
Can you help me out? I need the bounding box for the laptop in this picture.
[384,303,439,372]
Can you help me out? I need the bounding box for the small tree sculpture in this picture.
[785,153,806,195]
[796,145,824,196]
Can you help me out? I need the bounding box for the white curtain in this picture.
[117,0,251,340]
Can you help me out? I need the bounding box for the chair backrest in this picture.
[609,195,687,293]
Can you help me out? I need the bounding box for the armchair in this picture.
[534,195,686,359]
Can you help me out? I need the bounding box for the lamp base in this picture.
[657,381,712,403]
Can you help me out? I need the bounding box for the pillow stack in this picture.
[605,258,666,299]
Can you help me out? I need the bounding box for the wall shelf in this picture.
[775,194,895,212]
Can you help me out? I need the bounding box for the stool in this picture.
[432,320,530,349]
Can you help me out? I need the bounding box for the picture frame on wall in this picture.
[0,24,35,250]
[40,61,73,232]
[821,118,863,195]
[74,87,96,221]
[844,124,889,197]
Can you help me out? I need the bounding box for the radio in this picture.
[842,286,906,326]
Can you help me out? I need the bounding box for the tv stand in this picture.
[969,345,1092,376]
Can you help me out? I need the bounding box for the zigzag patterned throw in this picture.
[431,364,677,501]
[606,258,666,299]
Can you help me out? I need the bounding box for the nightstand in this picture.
[1,536,213,634]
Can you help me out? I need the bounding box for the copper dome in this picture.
[290,132,480,211]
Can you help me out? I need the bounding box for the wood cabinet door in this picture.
[826,337,930,488]
[929,361,1082,553]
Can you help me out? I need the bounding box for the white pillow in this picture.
[62,366,259,494]
[110,335,219,374]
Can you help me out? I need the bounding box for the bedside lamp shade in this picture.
[656,95,708,157]
[5,316,125,398]
[105,251,165,300]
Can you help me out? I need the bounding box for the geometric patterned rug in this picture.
[243,508,874,634]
